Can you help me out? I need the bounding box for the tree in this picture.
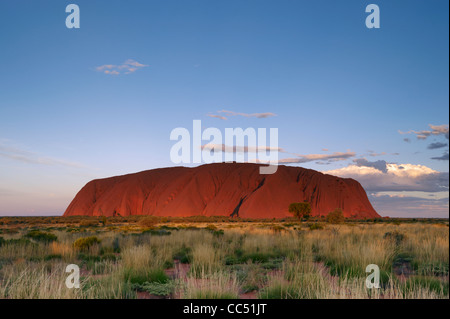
[326,208,345,224]
[289,202,311,221]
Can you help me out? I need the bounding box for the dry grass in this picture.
[0,219,448,299]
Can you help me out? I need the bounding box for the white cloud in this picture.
[323,163,448,192]
[95,59,148,75]
[207,110,277,120]
[279,151,355,164]
[206,114,228,120]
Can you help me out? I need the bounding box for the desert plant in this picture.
[173,245,192,264]
[0,219,448,299]
[183,271,240,299]
[25,230,57,243]
[326,208,345,224]
[73,236,101,251]
[123,268,169,285]
[132,281,176,296]
[309,223,324,230]
[384,231,405,246]
[288,202,311,221]
[139,216,158,228]
[79,219,98,227]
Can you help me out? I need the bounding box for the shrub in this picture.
[139,216,158,228]
[124,268,170,285]
[288,202,311,221]
[79,219,98,227]
[258,282,300,299]
[308,223,324,230]
[326,208,344,224]
[205,224,218,231]
[212,230,225,237]
[25,230,57,243]
[225,256,240,265]
[243,252,275,263]
[112,237,121,253]
[271,225,285,233]
[100,216,108,226]
[73,236,101,251]
[2,238,32,246]
[163,260,175,269]
[261,259,284,270]
[44,254,63,261]
[132,281,176,296]
[141,229,171,236]
[173,246,192,264]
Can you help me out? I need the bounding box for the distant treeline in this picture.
[0,215,448,226]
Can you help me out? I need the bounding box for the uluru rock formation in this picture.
[63,163,379,219]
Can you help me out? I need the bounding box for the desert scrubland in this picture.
[0,216,448,299]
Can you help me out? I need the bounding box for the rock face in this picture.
[63,163,379,219]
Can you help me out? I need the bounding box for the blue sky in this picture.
[0,0,448,217]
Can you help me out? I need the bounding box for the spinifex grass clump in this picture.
[402,276,449,296]
[401,224,449,277]
[259,256,330,299]
[82,271,137,299]
[231,261,265,293]
[189,242,224,277]
[123,268,170,285]
[183,271,240,299]
[311,225,396,283]
[132,280,177,296]
[173,245,192,263]
[25,230,58,243]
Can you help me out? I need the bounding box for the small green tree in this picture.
[288,202,311,221]
[326,208,345,224]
